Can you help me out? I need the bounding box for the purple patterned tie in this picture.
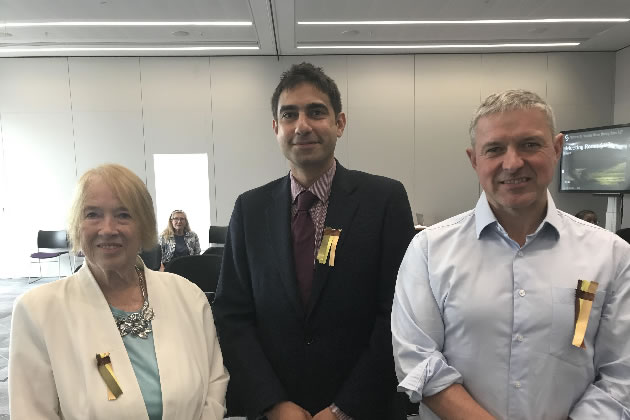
[292,190,318,307]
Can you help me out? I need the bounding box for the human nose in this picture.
[295,113,312,135]
[502,147,524,172]
[100,215,119,235]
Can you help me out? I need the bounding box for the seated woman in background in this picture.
[575,209,598,225]
[159,209,201,269]
[9,164,228,419]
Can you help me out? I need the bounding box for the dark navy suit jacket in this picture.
[213,162,415,419]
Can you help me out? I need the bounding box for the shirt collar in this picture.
[290,159,337,204]
[474,189,561,239]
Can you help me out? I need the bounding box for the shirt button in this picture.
[517,251,523,257]
[514,381,522,388]
[518,289,526,297]
[516,335,524,342]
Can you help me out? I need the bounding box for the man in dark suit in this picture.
[213,62,415,420]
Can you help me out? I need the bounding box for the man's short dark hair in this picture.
[271,62,342,119]
[575,209,598,224]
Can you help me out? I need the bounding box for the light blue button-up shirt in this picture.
[392,191,630,420]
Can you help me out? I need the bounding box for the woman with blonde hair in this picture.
[9,163,228,419]
[159,210,201,269]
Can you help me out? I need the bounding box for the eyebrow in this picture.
[278,102,328,113]
[481,141,504,150]
[83,205,129,212]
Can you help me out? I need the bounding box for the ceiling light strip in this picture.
[0,46,260,53]
[3,21,253,28]
[297,42,580,49]
[298,18,629,25]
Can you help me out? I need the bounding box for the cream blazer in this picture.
[9,265,228,420]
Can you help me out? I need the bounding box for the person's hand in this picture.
[312,407,337,420]
[266,401,312,420]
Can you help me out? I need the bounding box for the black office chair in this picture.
[202,246,224,258]
[139,244,162,271]
[204,225,227,258]
[29,230,71,283]
[164,254,222,304]
[208,225,228,245]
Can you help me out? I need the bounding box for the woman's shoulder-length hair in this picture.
[67,163,157,253]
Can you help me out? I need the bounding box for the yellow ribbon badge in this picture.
[96,352,123,400]
[317,228,341,266]
[572,280,599,349]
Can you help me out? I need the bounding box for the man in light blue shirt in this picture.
[392,89,630,420]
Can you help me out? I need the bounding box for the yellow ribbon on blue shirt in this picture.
[572,280,598,348]
[96,352,123,400]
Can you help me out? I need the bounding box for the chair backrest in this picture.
[202,246,224,257]
[164,254,223,303]
[208,225,228,245]
[617,228,630,244]
[38,230,69,250]
[139,244,162,271]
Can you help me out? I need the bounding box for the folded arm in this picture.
[392,233,492,419]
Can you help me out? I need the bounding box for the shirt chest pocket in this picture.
[550,287,606,366]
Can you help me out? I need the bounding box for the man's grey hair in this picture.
[469,89,556,145]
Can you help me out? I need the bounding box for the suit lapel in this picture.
[308,164,358,317]
[266,175,305,319]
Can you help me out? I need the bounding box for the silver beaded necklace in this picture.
[113,266,155,339]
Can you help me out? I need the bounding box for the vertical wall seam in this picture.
[546,53,549,102]
[412,55,416,213]
[478,53,483,198]
[345,55,350,168]
[138,57,148,185]
[0,108,5,214]
[67,57,78,179]
[208,57,218,224]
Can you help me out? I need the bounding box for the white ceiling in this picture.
[0,0,629,56]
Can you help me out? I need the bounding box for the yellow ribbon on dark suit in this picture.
[316,228,341,266]
[572,280,599,348]
[96,352,123,400]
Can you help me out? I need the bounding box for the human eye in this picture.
[309,107,328,118]
[117,211,132,220]
[84,211,99,219]
[484,146,503,156]
[281,111,297,120]
[524,141,541,149]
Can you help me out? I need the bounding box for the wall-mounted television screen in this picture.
[559,124,630,193]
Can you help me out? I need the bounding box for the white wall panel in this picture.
[69,57,143,112]
[139,57,213,226]
[414,55,482,225]
[210,56,286,225]
[347,55,415,206]
[0,58,75,278]
[614,47,630,124]
[416,54,482,108]
[547,52,614,220]
[1,112,75,277]
[614,47,630,228]
[547,52,615,108]
[0,58,71,113]
[480,53,548,98]
[73,111,146,179]
[69,58,146,180]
